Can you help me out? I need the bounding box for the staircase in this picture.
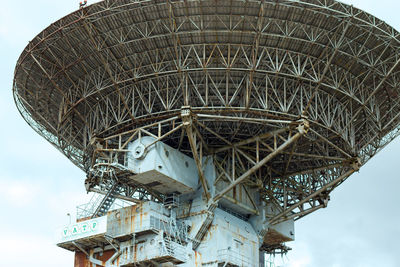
[164,234,174,256]
[91,183,119,218]
[192,203,217,250]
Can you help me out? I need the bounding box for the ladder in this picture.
[164,234,175,256]
[91,182,119,218]
[192,203,217,250]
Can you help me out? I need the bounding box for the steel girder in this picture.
[13,0,400,223]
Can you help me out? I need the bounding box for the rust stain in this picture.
[129,203,137,234]
[76,216,91,223]
[131,214,136,233]
[264,228,292,245]
[117,211,122,226]
[194,251,204,266]
[207,224,217,240]
[134,244,137,262]
[177,210,208,219]
[188,221,195,234]
[74,251,87,267]
[74,250,115,267]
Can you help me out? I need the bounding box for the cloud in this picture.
[0,178,41,207]
[341,0,400,29]
[0,233,73,267]
[1,1,400,267]
[0,4,37,46]
[285,243,312,267]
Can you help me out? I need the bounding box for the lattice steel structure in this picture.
[13,0,400,237]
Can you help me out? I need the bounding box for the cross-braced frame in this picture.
[13,0,400,226]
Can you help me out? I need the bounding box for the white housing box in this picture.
[127,136,199,194]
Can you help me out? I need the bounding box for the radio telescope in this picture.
[13,0,400,266]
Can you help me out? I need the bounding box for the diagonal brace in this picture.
[269,162,359,225]
[181,107,211,201]
[213,120,309,202]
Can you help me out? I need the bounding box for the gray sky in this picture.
[0,1,399,266]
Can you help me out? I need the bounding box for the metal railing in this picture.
[76,193,131,220]
[217,249,256,267]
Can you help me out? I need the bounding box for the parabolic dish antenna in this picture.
[13,0,400,266]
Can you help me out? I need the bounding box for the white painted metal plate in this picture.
[56,216,107,244]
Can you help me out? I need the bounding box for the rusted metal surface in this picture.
[14,0,400,263]
[61,198,270,266]
[75,250,115,267]
[264,229,293,246]
[12,0,400,223]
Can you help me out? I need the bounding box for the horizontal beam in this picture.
[89,188,142,204]
[213,126,292,153]
[269,168,356,225]
[213,125,307,202]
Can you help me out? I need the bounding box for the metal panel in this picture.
[57,216,107,244]
[128,136,198,194]
[14,0,400,264]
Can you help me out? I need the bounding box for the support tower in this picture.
[13,0,400,266]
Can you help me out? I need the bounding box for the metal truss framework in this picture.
[80,109,359,223]
[13,0,400,225]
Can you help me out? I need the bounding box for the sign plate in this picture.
[57,216,107,244]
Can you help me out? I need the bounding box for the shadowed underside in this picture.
[13,0,400,223]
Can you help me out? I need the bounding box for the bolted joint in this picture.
[207,200,217,211]
[318,192,330,208]
[181,106,193,125]
[349,157,362,171]
[84,175,96,192]
[296,119,310,135]
[181,106,192,118]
